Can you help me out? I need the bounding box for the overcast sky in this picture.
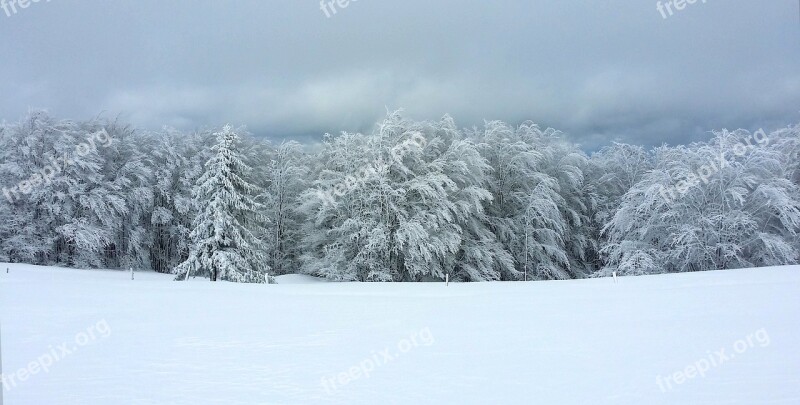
[1,0,798,149]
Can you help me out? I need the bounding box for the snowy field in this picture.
[1,264,799,404]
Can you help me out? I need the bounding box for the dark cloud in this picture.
[1,0,798,149]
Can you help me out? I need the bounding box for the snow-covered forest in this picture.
[1,111,798,282]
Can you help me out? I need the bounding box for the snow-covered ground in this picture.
[1,263,799,404]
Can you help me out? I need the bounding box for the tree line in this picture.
[0,111,797,282]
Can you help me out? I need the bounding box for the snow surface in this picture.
[1,263,799,404]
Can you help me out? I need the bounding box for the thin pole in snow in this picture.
[130,267,134,281]
[446,273,449,286]
[524,214,530,282]
[612,271,618,284]
[0,320,4,405]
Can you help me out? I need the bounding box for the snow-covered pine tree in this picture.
[173,125,271,283]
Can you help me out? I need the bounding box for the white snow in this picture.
[1,263,799,404]
[274,274,330,284]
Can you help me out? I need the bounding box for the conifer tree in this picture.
[174,125,270,283]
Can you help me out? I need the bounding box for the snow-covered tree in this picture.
[174,125,270,283]
[600,128,800,276]
[85,122,155,270]
[148,128,202,272]
[1,110,797,281]
[0,111,61,264]
[591,143,653,226]
[539,138,598,277]
[471,121,594,280]
[299,112,509,281]
[0,112,111,267]
[258,141,308,275]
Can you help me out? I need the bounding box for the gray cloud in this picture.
[1,0,798,149]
